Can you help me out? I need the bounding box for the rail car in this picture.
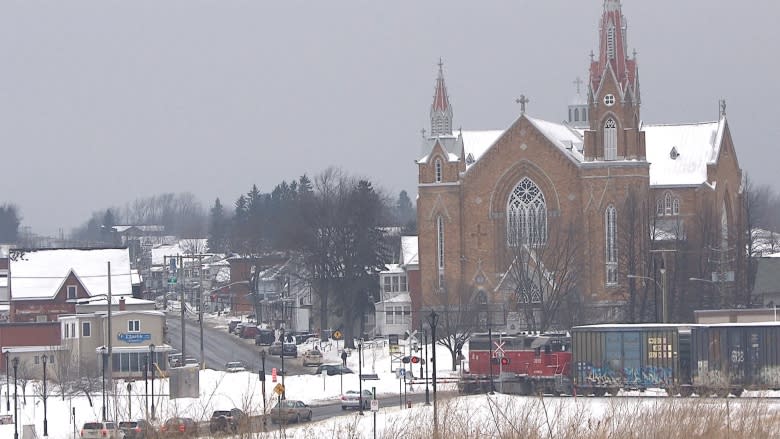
[459,332,572,395]
[460,321,780,397]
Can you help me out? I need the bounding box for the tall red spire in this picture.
[430,59,453,137]
[589,0,637,96]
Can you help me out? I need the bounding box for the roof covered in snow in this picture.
[151,239,210,265]
[644,119,724,186]
[401,236,418,267]
[10,248,133,299]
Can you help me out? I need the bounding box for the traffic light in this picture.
[402,356,411,364]
[491,357,499,365]
[501,357,510,366]
[410,356,420,364]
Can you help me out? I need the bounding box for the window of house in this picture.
[400,275,407,292]
[392,276,399,292]
[36,315,48,323]
[34,356,39,365]
[67,285,77,299]
[49,355,54,364]
[672,198,680,216]
[82,322,91,337]
[604,118,617,160]
[383,277,391,293]
[605,205,618,286]
[435,159,443,183]
[507,177,547,246]
[128,320,140,332]
[656,199,663,216]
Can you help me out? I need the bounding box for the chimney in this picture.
[119,297,126,311]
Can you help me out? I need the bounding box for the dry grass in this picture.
[277,395,780,439]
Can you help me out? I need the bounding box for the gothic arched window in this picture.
[604,118,617,160]
[476,290,487,305]
[507,177,547,246]
[721,202,728,250]
[434,159,443,183]
[664,192,672,216]
[574,108,580,122]
[605,205,618,286]
[607,25,616,60]
[672,198,680,216]
[517,281,542,304]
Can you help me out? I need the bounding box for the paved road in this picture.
[165,313,310,375]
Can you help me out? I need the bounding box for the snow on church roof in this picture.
[644,119,723,186]
[526,117,584,160]
[10,248,133,299]
[460,130,505,166]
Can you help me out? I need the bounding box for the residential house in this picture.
[9,248,133,323]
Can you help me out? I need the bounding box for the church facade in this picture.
[415,0,745,330]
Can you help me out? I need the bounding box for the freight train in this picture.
[460,322,780,397]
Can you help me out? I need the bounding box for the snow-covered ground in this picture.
[3,326,779,438]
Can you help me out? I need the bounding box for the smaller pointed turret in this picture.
[430,59,453,137]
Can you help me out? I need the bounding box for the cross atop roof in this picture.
[573,77,584,95]
[515,95,530,113]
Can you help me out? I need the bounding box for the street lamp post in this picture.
[143,358,148,420]
[100,346,107,421]
[358,341,364,416]
[4,351,9,412]
[279,329,286,400]
[126,382,132,420]
[42,354,48,437]
[260,350,267,429]
[149,344,156,420]
[627,274,667,323]
[12,356,18,439]
[427,310,439,436]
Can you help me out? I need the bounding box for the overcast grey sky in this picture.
[1,1,778,235]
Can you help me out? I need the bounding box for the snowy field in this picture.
[2,326,780,438]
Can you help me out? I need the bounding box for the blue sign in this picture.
[118,333,152,344]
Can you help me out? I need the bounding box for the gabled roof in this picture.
[644,118,724,186]
[10,248,133,300]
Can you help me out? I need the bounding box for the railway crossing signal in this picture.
[501,357,510,366]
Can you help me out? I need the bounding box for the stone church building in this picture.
[416,0,745,330]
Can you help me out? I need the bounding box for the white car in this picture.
[225,361,247,373]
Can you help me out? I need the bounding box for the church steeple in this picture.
[589,0,638,100]
[582,0,645,162]
[430,59,453,137]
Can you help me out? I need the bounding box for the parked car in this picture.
[282,343,298,358]
[293,332,317,345]
[184,357,199,366]
[209,408,248,434]
[168,353,183,368]
[268,341,283,356]
[118,420,155,439]
[301,349,323,367]
[255,329,276,346]
[80,421,123,439]
[315,364,353,376]
[227,320,242,333]
[233,323,247,335]
[225,361,247,373]
[160,417,197,437]
[340,389,374,410]
[240,324,260,339]
[269,400,312,424]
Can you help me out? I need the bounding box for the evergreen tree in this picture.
[0,204,21,244]
[207,198,229,253]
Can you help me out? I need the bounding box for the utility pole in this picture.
[107,262,113,419]
[179,256,186,361]
[199,254,205,369]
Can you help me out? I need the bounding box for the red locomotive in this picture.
[460,332,573,395]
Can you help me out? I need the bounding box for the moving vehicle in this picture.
[282,343,298,358]
[301,349,323,366]
[209,408,248,434]
[269,400,312,424]
[160,417,197,437]
[227,320,242,333]
[254,329,276,346]
[340,389,373,410]
[240,324,260,339]
[184,357,199,367]
[315,364,353,375]
[118,420,154,439]
[80,421,123,439]
[225,361,247,373]
[233,322,247,336]
[168,353,183,368]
